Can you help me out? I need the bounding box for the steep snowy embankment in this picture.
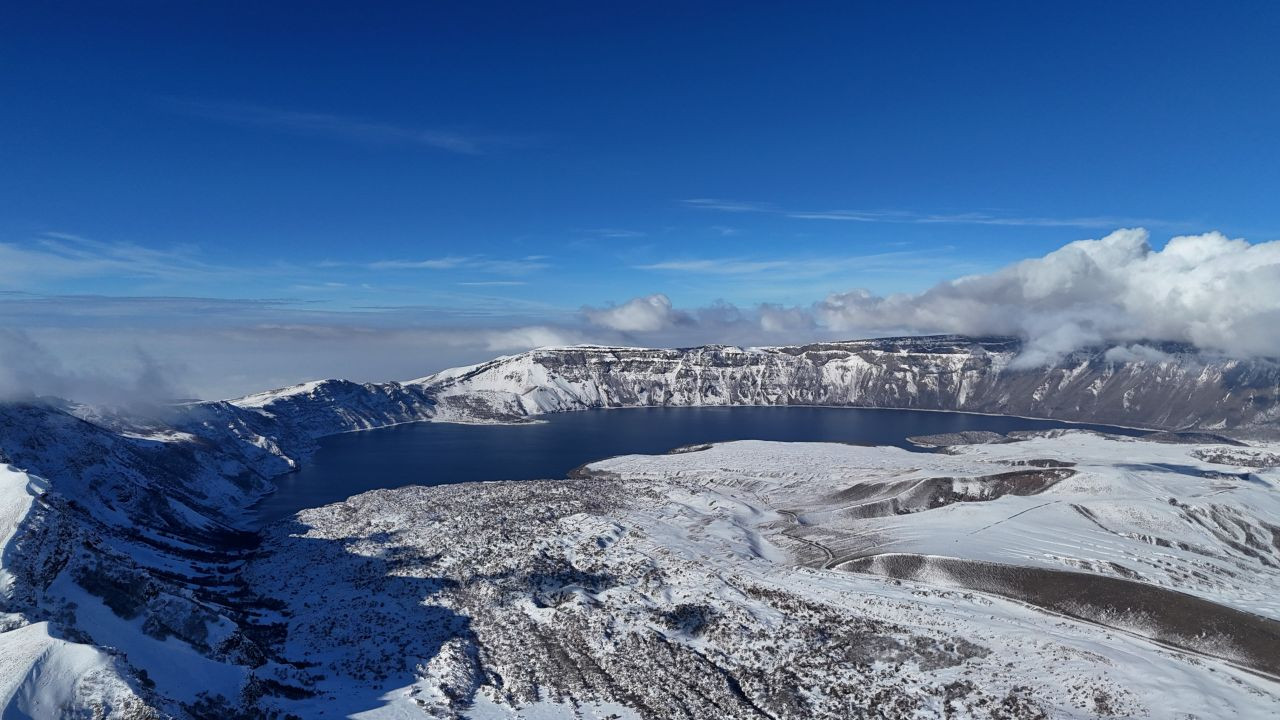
[0,464,153,718]
[409,338,1280,433]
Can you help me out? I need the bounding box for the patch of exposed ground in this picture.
[838,553,1280,678]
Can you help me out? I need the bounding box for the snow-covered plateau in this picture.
[0,336,1278,718]
[235,336,1280,436]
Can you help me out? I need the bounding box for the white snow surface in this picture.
[0,464,44,601]
[589,433,1280,620]
[0,466,151,719]
[237,432,1280,719]
[0,622,145,719]
[1,335,1278,718]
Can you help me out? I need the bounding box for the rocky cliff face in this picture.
[416,337,1280,433]
[189,336,1279,440]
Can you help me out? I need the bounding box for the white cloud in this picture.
[1103,344,1175,364]
[816,228,1280,363]
[481,326,583,351]
[758,304,815,334]
[582,294,690,332]
[593,228,1280,364]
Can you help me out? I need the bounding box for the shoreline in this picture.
[246,403,1168,527]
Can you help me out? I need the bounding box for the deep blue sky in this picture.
[3,2,1280,395]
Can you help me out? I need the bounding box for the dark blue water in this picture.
[254,406,1144,522]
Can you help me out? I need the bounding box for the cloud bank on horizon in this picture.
[812,228,1280,364]
[815,229,1280,365]
[1,228,1277,402]
[583,229,1280,360]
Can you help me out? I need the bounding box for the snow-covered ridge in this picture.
[231,336,1280,437]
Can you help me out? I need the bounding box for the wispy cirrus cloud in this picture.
[0,234,550,301]
[683,198,778,213]
[636,250,964,281]
[637,259,793,274]
[167,99,524,155]
[581,228,647,239]
[0,233,252,287]
[366,256,472,271]
[682,198,1177,229]
[366,255,551,275]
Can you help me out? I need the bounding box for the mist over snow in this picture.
[1,229,1277,402]
[0,329,185,407]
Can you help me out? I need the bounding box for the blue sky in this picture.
[3,2,1280,397]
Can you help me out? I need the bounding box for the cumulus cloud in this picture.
[577,296,829,349]
[582,294,691,333]
[758,304,816,334]
[815,228,1280,363]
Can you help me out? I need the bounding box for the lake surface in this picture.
[254,406,1144,523]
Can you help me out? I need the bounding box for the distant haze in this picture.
[1,228,1277,403]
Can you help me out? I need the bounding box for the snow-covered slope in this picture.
[1,463,155,718]
[0,335,1278,717]
[0,402,280,717]
[587,434,1280,652]
[237,432,1280,718]
[0,621,151,719]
